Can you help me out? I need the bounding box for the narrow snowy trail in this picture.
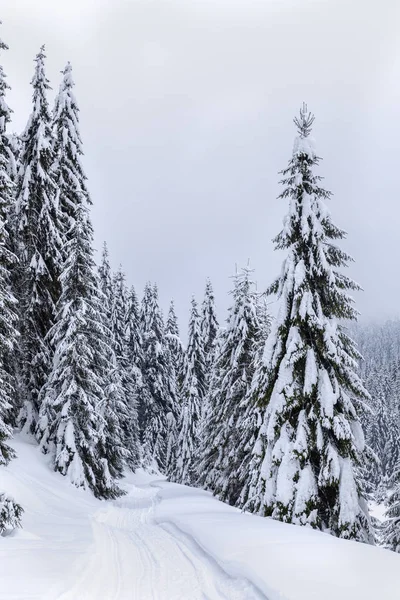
[0,437,264,600]
[57,483,262,600]
[2,437,400,600]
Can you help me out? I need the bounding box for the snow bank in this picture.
[154,481,400,600]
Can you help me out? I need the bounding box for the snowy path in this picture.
[0,437,263,600]
[2,436,400,600]
[57,484,262,600]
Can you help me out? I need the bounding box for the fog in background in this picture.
[2,0,400,334]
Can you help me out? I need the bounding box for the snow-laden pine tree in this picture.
[0,26,23,534]
[36,200,122,499]
[254,292,271,355]
[5,132,21,184]
[15,46,62,432]
[140,283,177,472]
[109,268,140,470]
[98,241,113,310]
[201,279,219,382]
[172,297,206,484]
[242,105,372,543]
[52,62,91,253]
[383,461,400,552]
[367,386,389,485]
[382,409,400,483]
[4,131,20,289]
[165,300,186,396]
[187,297,207,400]
[126,285,142,359]
[198,267,262,504]
[126,284,144,385]
[164,300,186,476]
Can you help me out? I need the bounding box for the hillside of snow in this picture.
[0,435,399,600]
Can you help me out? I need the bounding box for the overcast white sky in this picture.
[2,0,400,332]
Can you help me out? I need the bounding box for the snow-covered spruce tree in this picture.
[5,132,21,184]
[382,409,400,482]
[0,27,23,533]
[98,241,113,310]
[164,300,186,477]
[383,460,400,552]
[242,105,373,543]
[109,268,140,470]
[198,267,262,505]
[172,297,206,484]
[165,300,186,396]
[201,278,219,382]
[15,46,62,432]
[373,366,400,482]
[126,284,144,384]
[187,296,207,400]
[52,62,91,253]
[0,33,19,425]
[126,285,142,360]
[254,292,271,355]
[140,283,177,472]
[4,132,21,289]
[110,268,129,360]
[36,201,122,499]
[366,386,389,486]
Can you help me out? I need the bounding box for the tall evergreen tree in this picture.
[201,279,219,380]
[198,267,261,504]
[383,456,400,552]
[110,268,129,359]
[98,241,113,311]
[242,105,372,543]
[254,291,271,356]
[126,286,142,363]
[382,408,400,483]
[0,24,23,534]
[164,300,186,476]
[187,297,207,400]
[52,62,91,253]
[15,46,62,432]
[36,200,122,498]
[165,300,186,395]
[4,131,20,290]
[140,283,177,471]
[367,386,390,486]
[172,297,205,484]
[126,284,144,386]
[5,132,21,184]
[109,268,140,470]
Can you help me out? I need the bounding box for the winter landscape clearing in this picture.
[1,435,399,600]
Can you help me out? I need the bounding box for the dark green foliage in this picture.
[15,47,62,432]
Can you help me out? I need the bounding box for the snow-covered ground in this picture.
[0,435,399,600]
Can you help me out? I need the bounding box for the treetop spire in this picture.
[294,102,314,138]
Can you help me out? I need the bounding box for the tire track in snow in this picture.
[58,484,266,600]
